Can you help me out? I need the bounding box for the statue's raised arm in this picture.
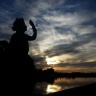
[27,20,37,40]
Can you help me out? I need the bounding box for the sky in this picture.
[0,0,96,72]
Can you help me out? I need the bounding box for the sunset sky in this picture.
[0,0,96,72]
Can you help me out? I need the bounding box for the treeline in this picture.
[54,72,96,78]
[36,67,96,78]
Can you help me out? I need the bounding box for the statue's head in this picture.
[12,18,27,32]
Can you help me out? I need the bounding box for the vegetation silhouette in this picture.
[0,40,8,61]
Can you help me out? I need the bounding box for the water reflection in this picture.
[46,85,61,93]
[53,78,96,92]
[34,77,96,95]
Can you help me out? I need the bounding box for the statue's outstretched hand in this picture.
[29,20,34,26]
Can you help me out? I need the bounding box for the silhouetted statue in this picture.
[5,18,37,86]
[2,18,38,95]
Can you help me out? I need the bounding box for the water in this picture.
[33,78,96,95]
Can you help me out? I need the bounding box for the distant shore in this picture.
[44,82,96,96]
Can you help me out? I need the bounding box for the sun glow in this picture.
[46,85,61,93]
[46,56,60,65]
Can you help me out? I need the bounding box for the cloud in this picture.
[53,61,96,72]
[0,0,66,40]
[43,33,95,57]
[43,11,96,27]
[55,62,96,68]
[72,25,96,35]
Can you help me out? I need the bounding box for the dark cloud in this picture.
[55,26,72,35]
[65,0,96,12]
[0,32,10,40]
[44,33,95,57]
[44,43,79,57]
[55,62,96,69]
[30,54,49,69]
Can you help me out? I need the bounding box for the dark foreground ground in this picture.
[44,83,96,96]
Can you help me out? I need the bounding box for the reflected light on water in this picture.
[46,84,61,94]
